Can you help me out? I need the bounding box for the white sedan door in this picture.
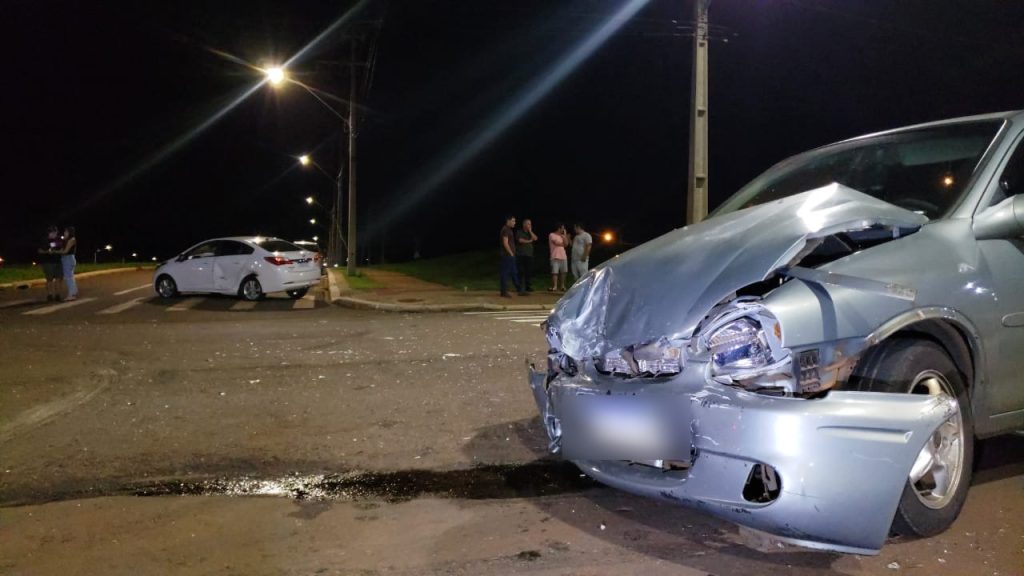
[213,240,255,294]
[174,241,218,292]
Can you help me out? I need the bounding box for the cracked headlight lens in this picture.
[707,317,772,373]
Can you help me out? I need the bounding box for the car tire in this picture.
[849,337,974,538]
[286,288,309,299]
[155,275,178,299]
[239,276,263,301]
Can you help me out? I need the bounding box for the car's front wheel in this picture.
[239,276,263,301]
[849,338,973,537]
[155,275,178,299]
[286,288,309,299]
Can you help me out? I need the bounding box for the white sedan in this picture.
[154,236,322,301]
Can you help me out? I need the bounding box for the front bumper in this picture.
[528,362,957,555]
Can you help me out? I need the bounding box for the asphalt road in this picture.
[1,270,1021,575]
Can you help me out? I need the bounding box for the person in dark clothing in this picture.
[37,225,64,301]
[499,215,522,297]
[516,218,538,292]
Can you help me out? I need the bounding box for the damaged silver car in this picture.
[529,111,1024,554]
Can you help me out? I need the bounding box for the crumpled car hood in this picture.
[550,183,928,359]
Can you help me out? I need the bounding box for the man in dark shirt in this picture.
[499,215,522,297]
[37,225,64,301]
[516,218,538,292]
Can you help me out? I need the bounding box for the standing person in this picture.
[516,218,538,293]
[37,225,64,302]
[548,223,569,292]
[571,223,593,282]
[59,226,78,301]
[499,215,522,298]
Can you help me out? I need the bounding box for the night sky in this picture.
[3,1,1024,263]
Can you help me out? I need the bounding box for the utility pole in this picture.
[687,0,710,224]
[346,37,359,276]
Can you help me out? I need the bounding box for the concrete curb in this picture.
[0,267,144,290]
[332,296,552,313]
[325,269,552,313]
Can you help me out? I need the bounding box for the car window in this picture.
[216,240,254,256]
[997,140,1024,200]
[714,120,1003,220]
[185,241,218,258]
[253,238,302,252]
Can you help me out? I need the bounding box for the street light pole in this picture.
[687,0,711,225]
[298,154,345,267]
[346,38,359,276]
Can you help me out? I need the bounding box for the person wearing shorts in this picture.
[548,223,569,291]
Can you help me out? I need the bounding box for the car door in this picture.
[174,240,217,292]
[973,133,1024,423]
[213,240,255,293]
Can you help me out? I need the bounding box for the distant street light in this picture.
[601,231,615,244]
[309,218,317,225]
[297,153,344,265]
[94,244,113,264]
[131,252,138,258]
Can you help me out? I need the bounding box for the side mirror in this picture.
[973,195,1024,240]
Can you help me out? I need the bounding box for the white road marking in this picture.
[293,294,316,309]
[0,299,34,309]
[511,318,548,323]
[167,297,205,312]
[97,297,147,315]
[22,297,98,315]
[113,284,152,296]
[230,300,258,311]
[494,316,549,321]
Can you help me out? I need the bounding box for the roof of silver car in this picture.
[834,110,1022,147]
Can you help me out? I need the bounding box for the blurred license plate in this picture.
[560,395,690,460]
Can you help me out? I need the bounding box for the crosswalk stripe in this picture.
[492,315,548,321]
[229,300,257,311]
[511,319,547,323]
[0,299,34,309]
[97,297,146,315]
[22,297,98,316]
[113,284,152,296]
[292,294,316,309]
[167,297,205,312]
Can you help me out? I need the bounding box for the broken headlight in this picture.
[697,299,789,383]
[707,317,772,372]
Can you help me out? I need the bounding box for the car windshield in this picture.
[253,238,302,252]
[713,120,1003,219]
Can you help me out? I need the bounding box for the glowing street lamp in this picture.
[94,244,114,264]
[299,154,311,167]
[601,231,615,244]
[266,66,286,86]
[305,196,315,205]
[309,218,317,225]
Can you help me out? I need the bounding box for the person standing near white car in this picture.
[571,222,592,282]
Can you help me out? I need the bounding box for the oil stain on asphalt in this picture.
[135,460,598,502]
